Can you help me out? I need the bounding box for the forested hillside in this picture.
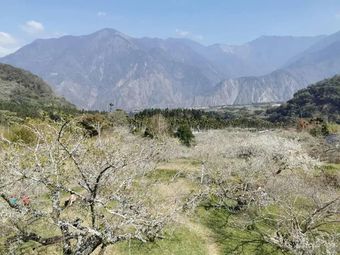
[268,76,340,123]
[0,63,76,120]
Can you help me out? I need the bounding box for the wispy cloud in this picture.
[175,28,204,41]
[175,29,189,37]
[97,11,107,17]
[21,20,45,34]
[0,32,16,45]
[0,32,18,57]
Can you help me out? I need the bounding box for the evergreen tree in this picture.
[175,124,194,146]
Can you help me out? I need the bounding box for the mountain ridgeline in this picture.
[0,63,75,118]
[1,28,340,110]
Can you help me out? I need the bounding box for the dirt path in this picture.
[156,159,220,255]
[179,217,220,255]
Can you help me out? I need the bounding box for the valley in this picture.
[1,2,340,254]
[0,66,339,254]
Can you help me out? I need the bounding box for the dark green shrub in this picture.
[79,114,107,137]
[80,120,99,137]
[144,127,154,139]
[309,123,330,137]
[175,124,194,146]
[49,112,62,122]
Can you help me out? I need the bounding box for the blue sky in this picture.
[1,0,340,56]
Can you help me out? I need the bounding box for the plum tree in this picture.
[0,121,175,255]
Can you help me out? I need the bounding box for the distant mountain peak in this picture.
[89,28,131,40]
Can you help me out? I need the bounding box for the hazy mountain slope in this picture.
[286,31,340,64]
[136,37,222,85]
[201,31,340,107]
[1,29,224,110]
[241,35,325,73]
[0,63,72,107]
[0,28,325,110]
[194,35,325,77]
[286,40,340,83]
[194,70,308,106]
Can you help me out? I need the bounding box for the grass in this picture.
[146,168,186,182]
[323,163,340,171]
[314,163,340,188]
[196,207,286,255]
[156,158,201,173]
[2,218,62,255]
[327,123,340,134]
[110,226,208,255]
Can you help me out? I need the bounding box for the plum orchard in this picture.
[0,123,339,255]
[187,130,340,255]
[0,122,178,255]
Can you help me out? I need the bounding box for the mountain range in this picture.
[1,28,339,110]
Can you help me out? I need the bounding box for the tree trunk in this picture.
[73,235,102,255]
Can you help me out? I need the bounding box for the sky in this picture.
[1,0,340,56]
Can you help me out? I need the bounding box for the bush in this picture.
[175,124,194,146]
[0,110,22,125]
[326,123,340,134]
[320,165,340,188]
[79,114,107,137]
[309,123,330,137]
[4,125,36,144]
[144,127,154,139]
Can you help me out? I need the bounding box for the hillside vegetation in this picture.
[268,75,340,123]
[133,106,274,133]
[0,64,72,106]
[0,64,76,122]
